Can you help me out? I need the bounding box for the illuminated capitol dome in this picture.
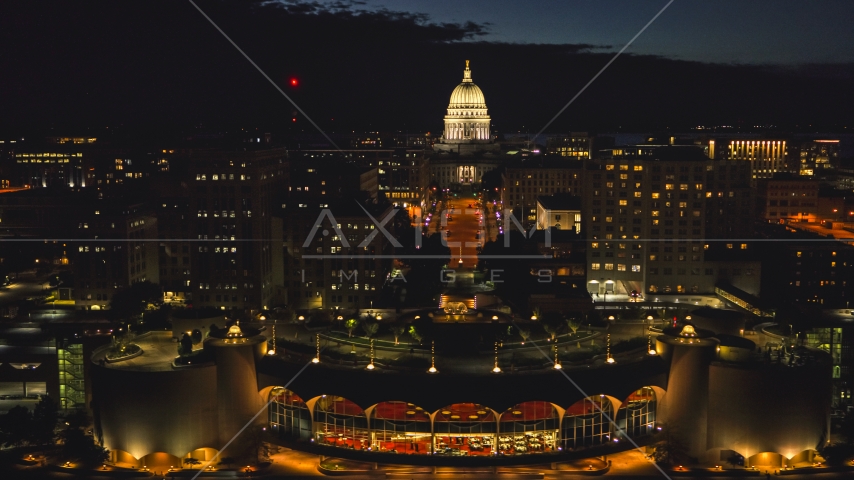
[441,60,492,144]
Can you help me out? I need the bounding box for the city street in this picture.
[0,270,52,308]
[438,195,484,270]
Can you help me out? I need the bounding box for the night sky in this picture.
[2,0,853,134]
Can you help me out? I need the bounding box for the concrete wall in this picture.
[661,342,716,457]
[707,361,831,464]
[212,342,265,453]
[92,363,219,460]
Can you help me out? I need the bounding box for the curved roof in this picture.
[448,60,486,108]
[257,355,668,412]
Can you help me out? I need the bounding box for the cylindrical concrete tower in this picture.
[657,325,718,458]
[207,323,267,454]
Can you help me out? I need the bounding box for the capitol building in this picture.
[439,60,493,145]
[431,61,502,189]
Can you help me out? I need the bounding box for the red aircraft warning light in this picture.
[290,78,298,86]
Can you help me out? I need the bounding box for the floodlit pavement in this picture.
[0,270,52,307]
[267,446,324,476]
[440,196,484,270]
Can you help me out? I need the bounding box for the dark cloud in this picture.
[0,0,851,134]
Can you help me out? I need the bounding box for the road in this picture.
[438,196,484,270]
[0,270,52,308]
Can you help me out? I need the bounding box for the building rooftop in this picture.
[505,155,583,169]
[92,331,181,372]
[537,194,582,211]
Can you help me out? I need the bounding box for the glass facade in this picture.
[314,396,369,450]
[268,389,661,456]
[562,395,614,450]
[616,387,657,439]
[269,388,311,440]
[433,403,496,456]
[498,401,559,454]
[370,401,431,454]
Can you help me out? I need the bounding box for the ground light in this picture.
[366,338,376,370]
[268,324,277,355]
[312,334,320,363]
[647,325,656,355]
[606,333,616,364]
[428,340,438,373]
[492,342,501,373]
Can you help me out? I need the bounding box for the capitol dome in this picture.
[449,77,486,108]
[441,60,492,144]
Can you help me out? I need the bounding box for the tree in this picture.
[361,320,379,339]
[541,312,563,342]
[178,332,193,356]
[818,442,854,466]
[59,411,108,467]
[566,317,581,336]
[344,318,359,338]
[508,325,530,343]
[31,396,59,446]
[0,405,32,447]
[839,409,854,445]
[480,166,505,198]
[391,324,406,345]
[219,456,236,469]
[275,306,296,324]
[408,325,423,344]
[308,309,331,326]
[650,423,690,466]
[183,457,202,469]
[108,281,162,322]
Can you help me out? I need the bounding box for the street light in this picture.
[366,339,375,370]
[312,334,320,363]
[428,340,438,374]
[492,342,502,373]
[606,333,615,364]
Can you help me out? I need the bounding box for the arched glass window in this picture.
[269,388,311,440]
[433,403,496,456]
[498,401,559,455]
[562,395,614,450]
[370,401,431,454]
[313,396,369,450]
[616,387,656,439]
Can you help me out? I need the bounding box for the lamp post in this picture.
[492,342,501,373]
[312,334,320,363]
[645,315,656,355]
[428,340,438,374]
[553,342,562,369]
[366,338,375,370]
[269,324,276,355]
[606,333,615,364]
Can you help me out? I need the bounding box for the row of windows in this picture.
[590,263,641,272]
[648,285,699,293]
